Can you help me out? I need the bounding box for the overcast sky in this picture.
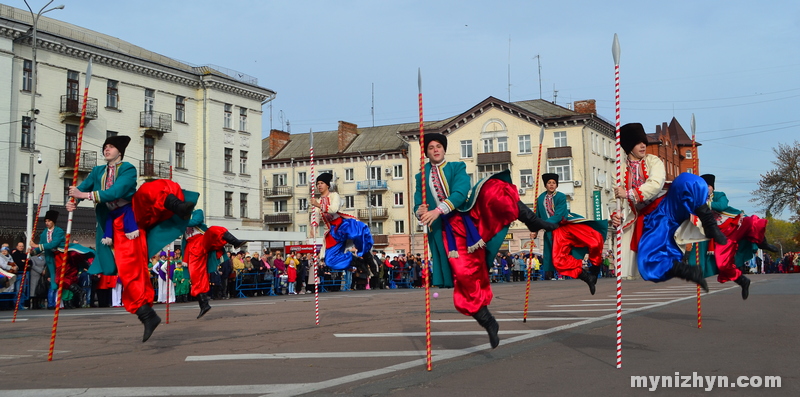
[39,0,800,217]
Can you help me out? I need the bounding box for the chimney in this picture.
[268,129,290,157]
[573,99,596,114]
[338,121,358,152]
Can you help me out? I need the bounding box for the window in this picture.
[393,164,403,178]
[239,150,248,174]
[175,96,185,122]
[271,227,288,232]
[20,174,29,203]
[344,195,355,209]
[223,104,232,129]
[477,163,508,181]
[344,168,354,182]
[107,80,118,108]
[553,131,567,147]
[63,178,70,204]
[274,200,287,213]
[368,166,382,181]
[520,169,533,188]
[497,137,508,152]
[239,107,247,131]
[22,60,32,92]
[369,221,384,234]
[298,198,308,212]
[548,159,572,182]
[482,138,494,153]
[394,192,404,206]
[687,167,694,174]
[461,140,473,158]
[369,194,383,207]
[175,143,185,169]
[21,116,31,149]
[65,124,78,161]
[299,225,308,234]
[685,150,693,159]
[240,193,248,218]
[273,173,287,186]
[518,135,531,154]
[224,148,233,173]
[395,220,405,234]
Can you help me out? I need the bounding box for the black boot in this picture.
[68,284,87,307]
[472,306,500,349]
[755,240,779,253]
[222,231,246,249]
[517,201,557,233]
[197,293,212,319]
[734,275,750,300]
[694,204,727,245]
[135,305,162,343]
[670,260,709,292]
[164,193,195,219]
[577,269,597,295]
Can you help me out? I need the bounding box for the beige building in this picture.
[0,4,275,238]
[262,97,616,255]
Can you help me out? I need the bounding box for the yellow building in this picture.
[262,97,616,256]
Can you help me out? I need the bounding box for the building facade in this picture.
[0,4,275,243]
[262,97,619,256]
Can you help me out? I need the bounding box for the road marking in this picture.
[547,303,653,307]
[186,350,464,361]
[432,318,594,322]
[334,330,543,337]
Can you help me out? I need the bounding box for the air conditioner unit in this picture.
[573,180,582,187]
[384,168,392,175]
[518,188,526,195]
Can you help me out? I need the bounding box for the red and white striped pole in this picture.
[691,114,702,329]
[49,59,92,361]
[523,125,545,322]
[418,68,432,371]
[310,129,320,326]
[611,34,623,369]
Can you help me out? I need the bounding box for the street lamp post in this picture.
[359,151,386,230]
[24,0,64,249]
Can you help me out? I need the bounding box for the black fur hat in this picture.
[317,172,333,187]
[542,173,559,186]
[619,123,648,154]
[423,133,448,152]
[700,174,715,189]
[44,210,59,223]
[103,135,131,159]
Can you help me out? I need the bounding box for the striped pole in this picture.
[310,128,320,326]
[49,59,92,361]
[691,114,702,329]
[611,34,623,369]
[13,169,49,322]
[166,150,173,324]
[523,125,545,322]
[418,68,432,371]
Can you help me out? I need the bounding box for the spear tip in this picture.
[690,113,696,135]
[612,34,621,65]
[417,68,422,93]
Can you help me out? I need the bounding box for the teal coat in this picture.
[33,226,65,289]
[77,162,199,275]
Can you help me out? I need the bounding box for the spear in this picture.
[611,34,623,369]
[13,169,49,322]
[309,128,320,326]
[691,114,702,329]
[523,125,545,322]
[418,68,432,371]
[49,59,91,362]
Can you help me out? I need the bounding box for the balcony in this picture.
[356,180,388,192]
[140,111,172,133]
[372,234,389,246]
[58,150,96,173]
[60,95,98,122]
[357,207,389,220]
[547,146,572,159]
[264,213,292,225]
[477,151,511,165]
[264,186,294,198]
[139,159,171,179]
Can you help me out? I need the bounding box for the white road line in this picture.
[334,330,543,337]
[432,318,594,322]
[186,350,464,361]
[0,318,28,322]
[582,298,679,301]
[500,309,617,313]
[547,303,653,307]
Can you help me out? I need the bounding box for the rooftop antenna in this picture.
[533,54,542,99]
[371,83,375,127]
[553,84,558,104]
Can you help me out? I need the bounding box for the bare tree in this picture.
[751,141,800,220]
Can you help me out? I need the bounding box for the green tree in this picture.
[765,216,800,254]
[751,141,800,222]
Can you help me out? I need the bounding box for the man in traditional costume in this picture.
[28,210,65,309]
[67,135,197,342]
[611,123,727,291]
[532,173,608,295]
[414,133,555,348]
[310,172,374,272]
[182,209,244,318]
